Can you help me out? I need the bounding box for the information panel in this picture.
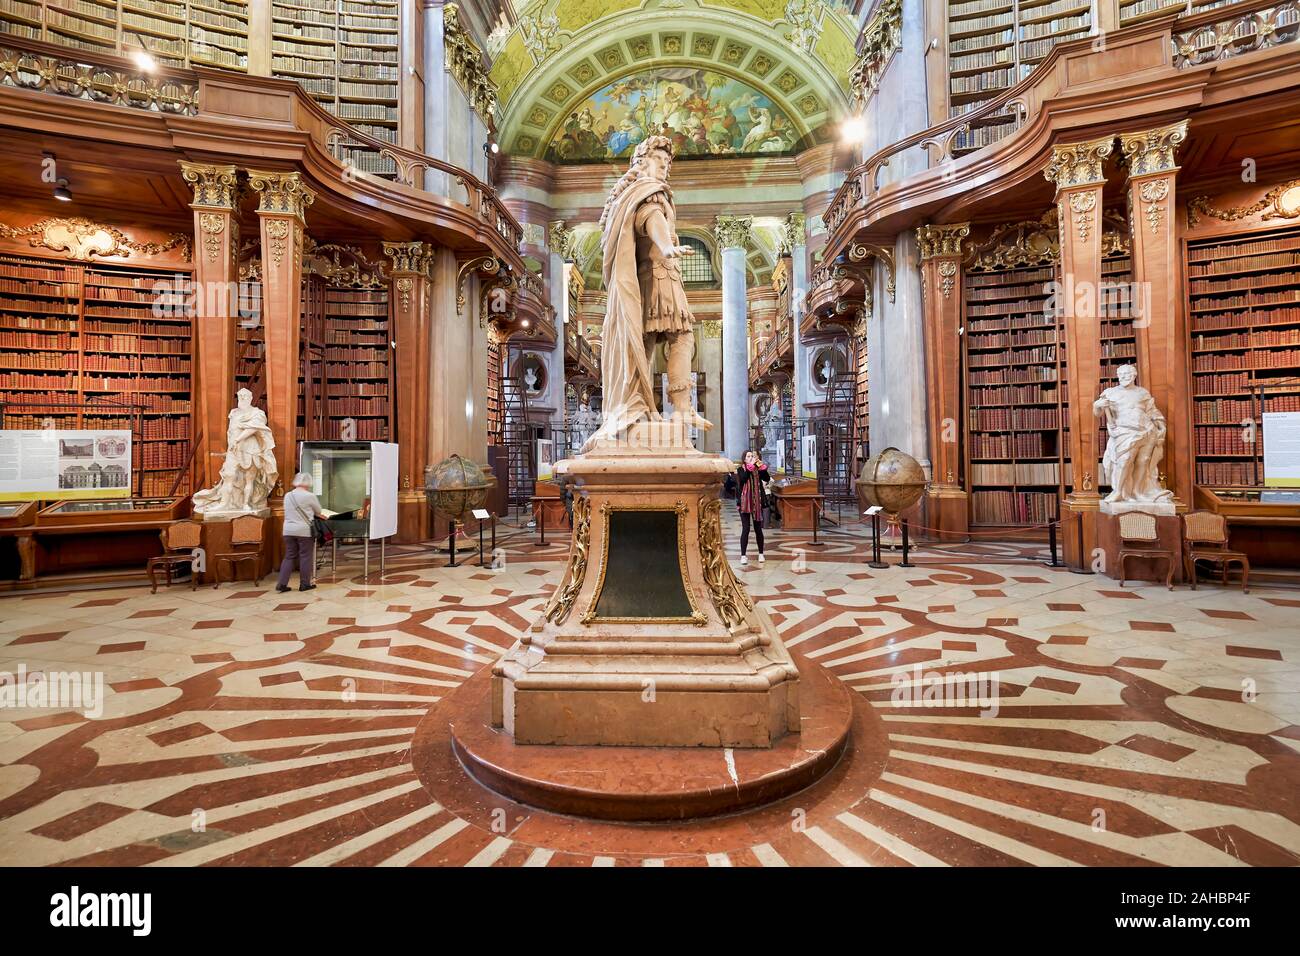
[1263,411,1300,487]
[0,430,132,501]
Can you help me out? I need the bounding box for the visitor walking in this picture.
[736,449,770,565]
[277,472,324,593]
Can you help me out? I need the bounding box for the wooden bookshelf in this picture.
[946,0,1093,154]
[1119,0,1245,27]
[321,283,391,439]
[1187,223,1300,487]
[963,256,1065,527]
[853,335,869,465]
[0,253,194,497]
[486,333,503,444]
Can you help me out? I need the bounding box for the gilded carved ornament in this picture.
[246,170,316,221]
[849,0,902,109]
[381,240,432,275]
[306,239,388,288]
[847,240,896,303]
[1119,121,1188,178]
[1187,179,1300,227]
[179,162,240,209]
[714,215,754,251]
[779,212,806,255]
[0,216,191,262]
[1043,135,1115,190]
[444,2,498,121]
[698,496,754,630]
[1069,191,1097,243]
[915,222,970,260]
[542,494,590,625]
[198,213,225,264]
[549,220,577,260]
[1138,179,1170,236]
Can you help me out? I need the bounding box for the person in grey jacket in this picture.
[277,472,324,593]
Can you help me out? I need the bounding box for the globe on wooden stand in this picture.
[424,454,495,566]
[856,447,927,566]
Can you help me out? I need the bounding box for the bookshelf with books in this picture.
[1187,223,1300,487]
[945,0,1093,155]
[1096,246,1136,489]
[0,253,195,498]
[853,334,869,467]
[963,249,1067,529]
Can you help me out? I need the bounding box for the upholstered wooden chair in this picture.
[213,514,266,589]
[147,519,203,593]
[1117,511,1174,590]
[1182,511,1250,593]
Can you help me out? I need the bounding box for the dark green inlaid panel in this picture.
[591,509,691,620]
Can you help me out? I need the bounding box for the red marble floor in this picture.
[0,516,1297,866]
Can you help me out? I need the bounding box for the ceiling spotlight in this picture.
[521,318,531,328]
[483,140,500,157]
[128,33,157,71]
[53,179,72,202]
[840,116,867,145]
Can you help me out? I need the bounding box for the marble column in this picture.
[383,241,434,541]
[178,161,240,488]
[716,215,753,462]
[1045,135,1113,567]
[1120,121,1192,507]
[783,213,810,420]
[422,0,471,197]
[917,223,971,540]
[868,232,929,476]
[247,169,314,489]
[548,220,573,423]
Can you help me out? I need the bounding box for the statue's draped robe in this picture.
[1098,385,1170,501]
[193,407,278,512]
[582,177,672,451]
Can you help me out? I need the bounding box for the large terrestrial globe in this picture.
[424,454,493,523]
[856,446,927,516]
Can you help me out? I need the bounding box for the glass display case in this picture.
[0,501,36,527]
[35,496,187,527]
[299,441,397,541]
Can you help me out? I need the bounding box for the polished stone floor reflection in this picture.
[0,515,1297,866]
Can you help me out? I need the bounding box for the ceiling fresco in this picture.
[545,68,801,162]
[491,0,856,161]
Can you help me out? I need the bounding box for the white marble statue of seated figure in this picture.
[1092,364,1173,507]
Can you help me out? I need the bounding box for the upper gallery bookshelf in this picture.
[946,0,1093,155]
[1187,223,1300,487]
[0,252,194,497]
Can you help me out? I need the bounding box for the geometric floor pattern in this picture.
[1,515,1297,866]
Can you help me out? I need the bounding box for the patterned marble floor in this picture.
[0,515,1297,867]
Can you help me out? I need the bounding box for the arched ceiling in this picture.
[491,0,856,161]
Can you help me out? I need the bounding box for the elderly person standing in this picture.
[277,472,324,593]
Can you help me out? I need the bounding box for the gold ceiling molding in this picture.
[1187,178,1300,227]
[849,0,901,110]
[445,2,499,121]
[967,210,1059,271]
[0,216,191,262]
[302,238,388,287]
[1119,120,1188,178]
[1043,135,1115,190]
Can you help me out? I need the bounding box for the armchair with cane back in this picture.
[1182,511,1250,593]
[1116,511,1175,590]
[147,519,203,593]
[212,514,266,588]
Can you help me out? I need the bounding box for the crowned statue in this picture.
[1092,364,1174,511]
[192,388,278,516]
[581,134,711,451]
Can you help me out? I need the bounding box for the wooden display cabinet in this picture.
[28,496,189,581]
[773,477,823,531]
[0,501,38,581]
[1193,486,1300,571]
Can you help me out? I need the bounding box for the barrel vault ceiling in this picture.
[490,0,857,162]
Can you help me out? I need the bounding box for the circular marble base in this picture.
[425,651,854,822]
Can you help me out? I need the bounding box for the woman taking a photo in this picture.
[736,449,771,565]
[277,472,324,593]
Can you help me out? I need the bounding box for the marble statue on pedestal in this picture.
[582,134,711,451]
[1092,364,1174,512]
[192,388,278,517]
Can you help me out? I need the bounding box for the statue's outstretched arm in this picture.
[643,207,691,259]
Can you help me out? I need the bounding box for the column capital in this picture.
[1043,135,1115,191]
[779,213,806,254]
[246,169,315,222]
[548,220,576,260]
[714,215,754,251]
[1119,120,1189,179]
[915,222,970,260]
[382,241,432,275]
[179,161,239,209]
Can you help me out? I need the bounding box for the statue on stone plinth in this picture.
[582,134,711,451]
[1092,364,1173,507]
[192,388,278,515]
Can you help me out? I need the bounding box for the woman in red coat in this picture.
[736,449,771,565]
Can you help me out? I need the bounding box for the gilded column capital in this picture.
[1119,120,1189,178]
[444,2,498,120]
[246,169,316,222]
[779,213,806,254]
[382,241,432,275]
[1044,135,1116,190]
[915,222,970,260]
[179,161,239,209]
[549,220,576,260]
[714,215,754,251]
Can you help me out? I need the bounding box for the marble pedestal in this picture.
[491,431,801,748]
[1099,499,1176,516]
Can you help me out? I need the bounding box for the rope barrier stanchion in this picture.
[1045,518,1063,568]
[867,511,888,569]
[899,518,914,568]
